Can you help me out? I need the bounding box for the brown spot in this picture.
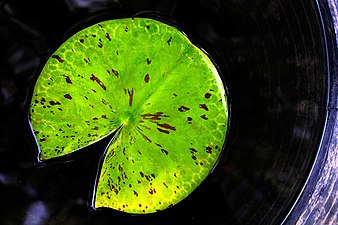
[141,112,168,121]
[140,124,151,130]
[112,69,118,77]
[140,172,144,177]
[127,88,134,107]
[157,128,169,134]
[65,76,72,84]
[106,32,111,41]
[145,175,150,182]
[79,39,84,43]
[144,74,150,83]
[64,94,72,100]
[192,155,197,160]
[98,43,103,48]
[40,138,47,142]
[133,191,138,197]
[187,117,193,124]
[49,101,61,106]
[98,24,103,28]
[125,27,129,32]
[200,114,208,120]
[190,148,198,153]
[161,149,168,155]
[178,106,190,112]
[206,146,212,154]
[163,182,168,188]
[146,58,151,65]
[52,55,64,63]
[102,115,107,119]
[90,74,106,90]
[92,117,98,120]
[92,126,99,130]
[167,36,172,45]
[205,93,211,98]
[149,187,156,194]
[84,58,90,63]
[156,122,176,131]
[146,25,150,29]
[199,104,209,111]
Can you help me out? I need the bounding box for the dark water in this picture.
[0,0,329,224]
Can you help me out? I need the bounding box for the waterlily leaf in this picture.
[30,18,228,213]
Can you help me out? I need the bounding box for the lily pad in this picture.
[29,17,228,213]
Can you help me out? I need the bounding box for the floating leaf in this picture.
[29,18,228,213]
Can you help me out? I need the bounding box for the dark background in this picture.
[0,0,332,224]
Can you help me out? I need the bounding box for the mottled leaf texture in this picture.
[30,18,228,214]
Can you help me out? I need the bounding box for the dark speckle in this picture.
[52,55,64,63]
[112,69,119,77]
[200,114,208,120]
[157,128,169,134]
[167,36,172,45]
[178,106,190,112]
[49,101,61,106]
[144,74,150,83]
[65,76,72,84]
[199,104,209,111]
[106,32,111,41]
[90,74,106,90]
[161,149,168,155]
[64,94,72,100]
[187,117,193,124]
[206,146,212,154]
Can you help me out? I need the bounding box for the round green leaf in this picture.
[29,18,228,213]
